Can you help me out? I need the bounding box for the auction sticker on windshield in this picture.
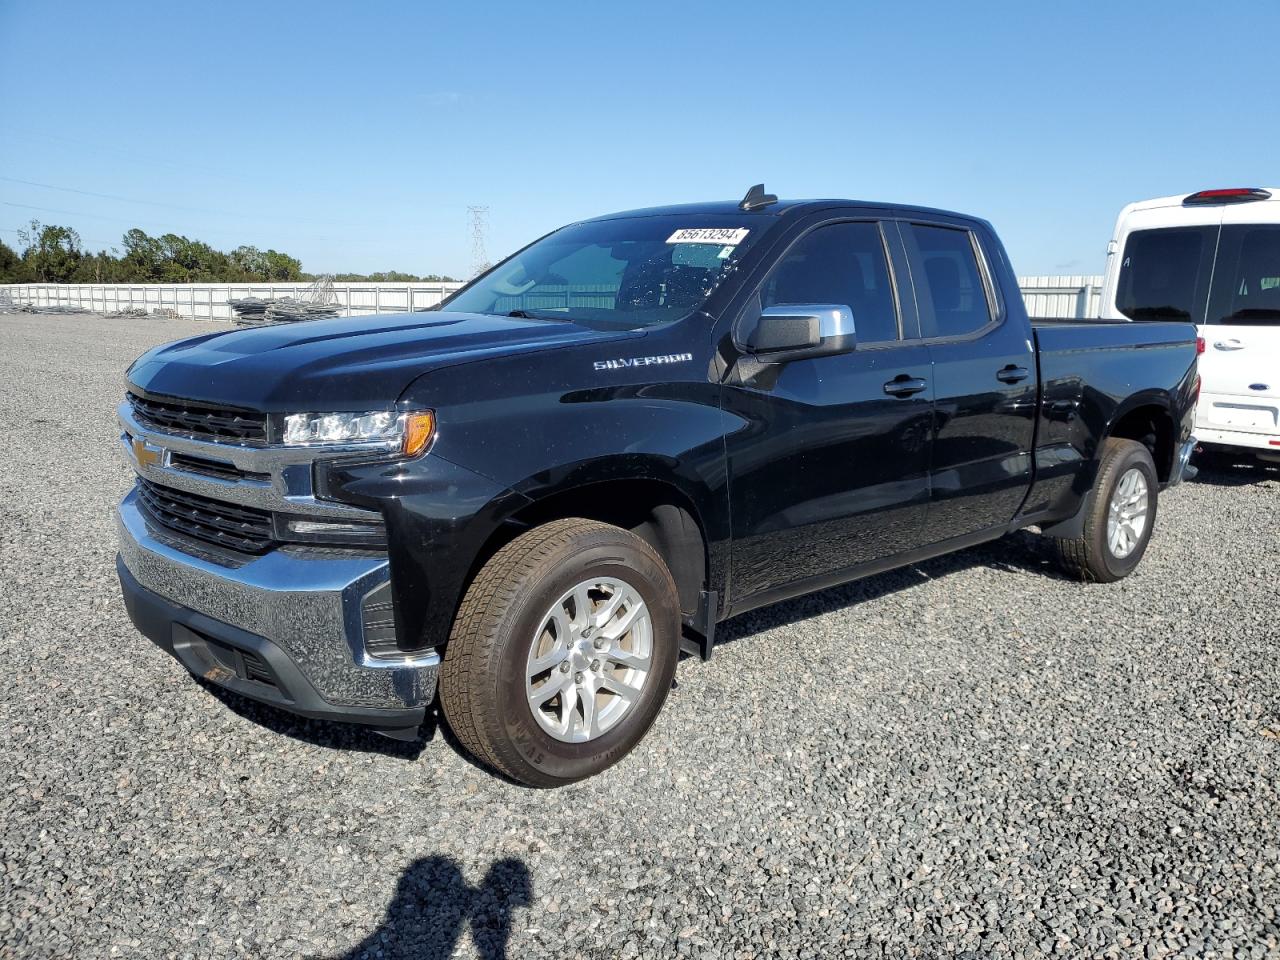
[666,228,750,245]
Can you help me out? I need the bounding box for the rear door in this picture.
[899,220,1038,540]
[1199,217,1280,442]
[722,218,934,604]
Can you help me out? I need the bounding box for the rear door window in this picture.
[905,224,994,339]
[1206,225,1280,326]
[1116,226,1217,322]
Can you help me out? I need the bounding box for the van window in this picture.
[1206,225,1280,326]
[908,225,993,338]
[1116,227,1216,322]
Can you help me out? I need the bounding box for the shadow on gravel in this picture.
[432,718,532,787]
[199,677,539,785]
[713,529,1062,650]
[195,679,429,759]
[1189,456,1280,487]
[328,855,532,960]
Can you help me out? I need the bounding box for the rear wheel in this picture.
[1053,437,1159,582]
[439,518,680,787]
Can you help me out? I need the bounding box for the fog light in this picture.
[287,519,374,535]
[276,515,387,547]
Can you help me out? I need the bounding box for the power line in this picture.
[0,223,118,251]
[3,199,156,223]
[0,175,368,229]
[0,199,381,250]
[0,175,224,215]
[0,199,229,247]
[2,131,251,184]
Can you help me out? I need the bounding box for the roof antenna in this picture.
[738,183,778,211]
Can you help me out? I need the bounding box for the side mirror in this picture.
[742,304,857,362]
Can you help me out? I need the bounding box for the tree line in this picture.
[0,220,456,285]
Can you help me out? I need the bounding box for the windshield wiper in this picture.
[503,309,562,321]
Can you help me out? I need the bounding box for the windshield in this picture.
[442,214,766,330]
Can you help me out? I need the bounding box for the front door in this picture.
[722,219,934,606]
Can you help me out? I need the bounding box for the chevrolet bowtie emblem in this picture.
[131,436,162,468]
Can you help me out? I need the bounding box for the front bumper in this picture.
[117,489,439,732]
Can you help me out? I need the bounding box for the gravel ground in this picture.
[1,310,1278,960]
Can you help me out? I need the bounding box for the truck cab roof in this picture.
[583,198,989,226]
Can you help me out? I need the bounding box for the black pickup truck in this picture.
[116,186,1199,786]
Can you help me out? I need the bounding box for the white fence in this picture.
[1018,275,1103,320]
[1,276,1105,321]
[0,281,465,321]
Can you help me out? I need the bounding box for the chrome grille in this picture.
[128,392,268,444]
[136,478,276,554]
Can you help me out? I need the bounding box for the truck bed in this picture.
[1031,317,1195,345]
[1017,317,1198,525]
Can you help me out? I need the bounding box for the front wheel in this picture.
[1053,437,1159,582]
[439,518,681,787]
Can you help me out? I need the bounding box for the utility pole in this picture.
[467,206,490,278]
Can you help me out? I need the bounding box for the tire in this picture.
[1053,437,1159,583]
[439,518,681,787]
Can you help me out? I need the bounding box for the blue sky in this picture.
[2,0,1276,278]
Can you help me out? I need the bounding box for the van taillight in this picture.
[1197,336,1205,355]
[1184,188,1272,205]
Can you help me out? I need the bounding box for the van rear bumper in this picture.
[1195,425,1280,452]
[1195,390,1279,451]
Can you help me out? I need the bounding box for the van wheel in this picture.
[439,518,681,787]
[1053,438,1159,583]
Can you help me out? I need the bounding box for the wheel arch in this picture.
[1103,391,1177,483]
[1040,391,1175,540]
[468,472,713,623]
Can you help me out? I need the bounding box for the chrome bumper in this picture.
[117,489,438,712]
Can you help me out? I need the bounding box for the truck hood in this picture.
[126,310,643,411]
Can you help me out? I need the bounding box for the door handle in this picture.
[1214,339,1244,351]
[996,365,1030,384]
[883,375,928,397]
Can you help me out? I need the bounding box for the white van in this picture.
[1099,188,1280,462]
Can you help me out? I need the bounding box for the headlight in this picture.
[282,410,435,456]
